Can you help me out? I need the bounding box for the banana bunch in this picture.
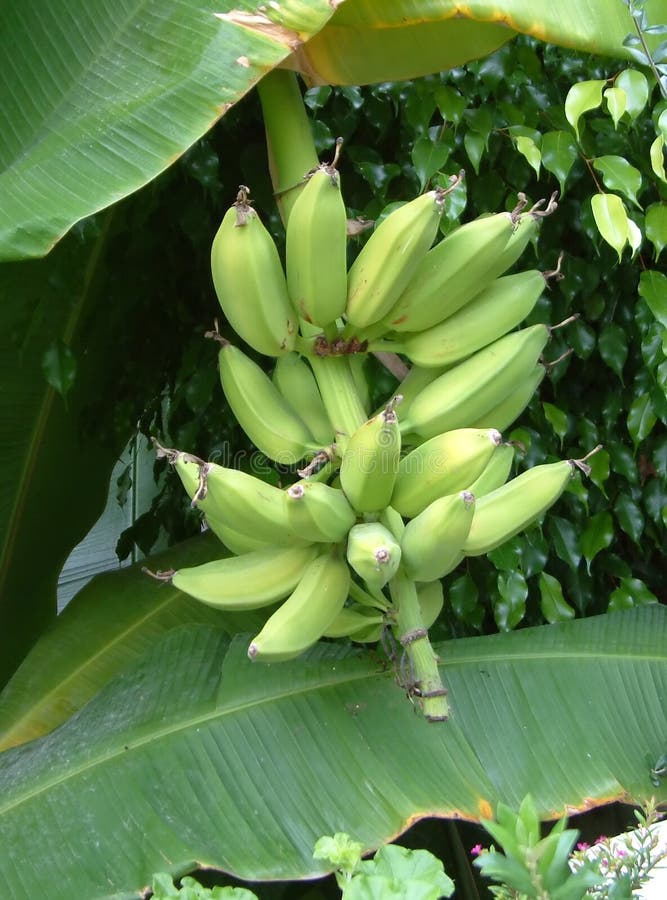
[150,148,593,722]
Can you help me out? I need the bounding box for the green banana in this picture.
[272,353,333,446]
[382,208,518,333]
[339,397,401,513]
[388,269,548,368]
[203,512,270,554]
[465,441,515,497]
[462,457,583,556]
[308,354,368,451]
[417,580,445,630]
[480,192,558,281]
[323,603,384,639]
[349,353,371,417]
[215,339,319,464]
[286,150,348,328]
[210,187,297,356]
[399,324,551,440]
[248,547,351,662]
[345,188,446,328]
[166,543,318,610]
[285,480,357,542]
[391,427,502,518]
[468,363,546,433]
[346,521,402,591]
[401,490,475,582]
[197,461,299,545]
[379,505,406,541]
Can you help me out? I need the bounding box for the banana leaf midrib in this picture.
[1,621,662,819]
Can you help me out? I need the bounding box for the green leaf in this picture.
[645,203,667,260]
[448,573,482,628]
[591,193,630,261]
[464,130,486,174]
[0,1,339,261]
[614,494,645,543]
[565,80,606,140]
[615,69,649,119]
[598,322,629,379]
[627,392,657,446]
[604,86,627,127]
[541,130,579,195]
[354,844,455,899]
[609,578,658,611]
[494,571,528,631]
[0,533,257,750]
[313,833,364,873]
[592,156,643,207]
[542,402,570,447]
[650,135,666,182]
[639,269,667,329]
[515,135,542,177]
[538,573,575,623]
[435,85,466,126]
[580,511,615,573]
[547,516,582,570]
[1,607,665,898]
[411,135,451,192]
[41,340,77,399]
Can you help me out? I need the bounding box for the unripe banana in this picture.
[465,441,515,497]
[392,427,503,518]
[272,353,333,446]
[399,324,550,440]
[417,580,445,629]
[323,603,384,639]
[379,505,406,541]
[401,490,475,582]
[203,512,270,554]
[285,480,357,543]
[198,461,299,545]
[286,157,348,328]
[210,187,297,356]
[349,353,370,417]
[345,189,446,328]
[462,458,579,556]
[309,354,368,452]
[166,543,318,610]
[248,547,351,662]
[215,339,319,464]
[468,364,546,433]
[382,209,516,333]
[390,269,547,368]
[481,192,558,281]
[346,521,402,592]
[339,398,401,513]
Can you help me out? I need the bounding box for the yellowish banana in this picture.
[468,364,546,433]
[248,547,351,662]
[339,397,401,513]
[465,442,515,497]
[401,490,475,582]
[285,480,357,543]
[210,187,296,356]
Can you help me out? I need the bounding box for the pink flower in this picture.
[615,847,627,858]
[471,844,484,857]
[577,842,590,851]
[594,835,607,845]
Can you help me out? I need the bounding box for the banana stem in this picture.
[256,69,319,225]
[309,355,368,454]
[389,567,449,722]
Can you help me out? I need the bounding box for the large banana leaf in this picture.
[1,606,664,899]
[0,222,131,687]
[0,533,263,752]
[3,0,666,262]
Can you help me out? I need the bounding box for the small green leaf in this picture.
[314,832,364,874]
[515,135,541,177]
[590,193,629,261]
[627,393,657,446]
[609,577,657,612]
[354,844,455,900]
[598,322,628,379]
[464,131,486,174]
[538,573,576,623]
[650,135,666,183]
[658,108,667,141]
[411,135,450,192]
[564,80,606,140]
[448,574,482,628]
[494,571,527,631]
[645,203,667,261]
[548,516,582,570]
[614,494,645,543]
[542,402,569,447]
[580,511,614,573]
[604,87,627,127]
[615,69,649,119]
[592,156,642,207]
[488,536,522,572]
[541,131,579,196]
[639,270,667,328]
[435,85,466,126]
[41,340,77,398]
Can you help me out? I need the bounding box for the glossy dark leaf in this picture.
[580,511,615,574]
[494,571,528,631]
[627,393,657,446]
[613,494,645,543]
[547,515,582,570]
[541,130,579,195]
[538,572,575,623]
[639,270,667,328]
[598,322,629,379]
